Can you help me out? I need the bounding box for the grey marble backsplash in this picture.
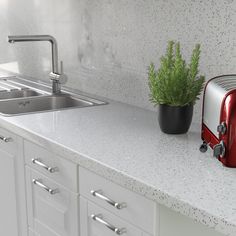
[1,0,236,123]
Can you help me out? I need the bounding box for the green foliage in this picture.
[148,41,205,107]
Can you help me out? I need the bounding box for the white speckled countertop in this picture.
[0,79,235,236]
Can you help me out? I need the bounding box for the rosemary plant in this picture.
[148,41,205,107]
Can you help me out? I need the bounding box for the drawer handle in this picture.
[32,179,59,195]
[0,135,12,142]
[32,158,58,173]
[91,190,126,210]
[91,214,126,235]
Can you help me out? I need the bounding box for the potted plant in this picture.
[148,41,205,134]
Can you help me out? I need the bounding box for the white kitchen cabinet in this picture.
[79,167,156,236]
[0,128,27,236]
[28,228,40,236]
[25,167,79,236]
[159,205,224,236]
[79,167,156,235]
[80,196,145,236]
[24,140,78,192]
[0,126,227,236]
[143,233,152,236]
[0,148,18,236]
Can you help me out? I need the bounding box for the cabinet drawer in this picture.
[26,167,79,236]
[79,167,156,234]
[80,196,143,236]
[0,127,19,155]
[24,140,78,192]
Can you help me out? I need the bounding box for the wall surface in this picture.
[1,0,236,123]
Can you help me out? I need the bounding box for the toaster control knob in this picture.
[199,141,208,153]
[217,122,227,135]
[213,141,225,158]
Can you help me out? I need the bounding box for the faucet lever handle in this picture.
[60,61,64,74]
[49,60,67,85]
[58,60,68,84]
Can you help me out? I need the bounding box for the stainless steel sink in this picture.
[0,89,43,100]
[0,77,107,116]
[0,94,99,115]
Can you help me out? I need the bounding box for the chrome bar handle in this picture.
[91,214,126,235]
[91,190,126,210]
[0,135,12,142]
[32,179,59,195]
[31,158,58,173]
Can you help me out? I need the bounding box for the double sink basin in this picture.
[0,77,106,116]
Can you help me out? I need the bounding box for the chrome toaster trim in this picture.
[203,75,236,138]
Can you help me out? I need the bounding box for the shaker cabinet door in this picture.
[0,149,18,236]
[0,128,27,236]
[26,167,79,236]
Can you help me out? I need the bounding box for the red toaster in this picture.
[200,74,236,167]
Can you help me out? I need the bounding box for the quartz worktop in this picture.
[0,80,235,236]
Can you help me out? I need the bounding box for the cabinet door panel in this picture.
[0,149,18,236]
[0,127,18,155]
[159,205,224,236]
[35,221,61,236]
[0,128,27,236]
[80,196,142,236]
[142,233,152,236]
[29,225,58,236]
[26,167,79,236]
[29,228,40,236]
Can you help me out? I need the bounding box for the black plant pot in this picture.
[158,104,193,134]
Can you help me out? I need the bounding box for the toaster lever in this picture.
[213,141,225,158]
